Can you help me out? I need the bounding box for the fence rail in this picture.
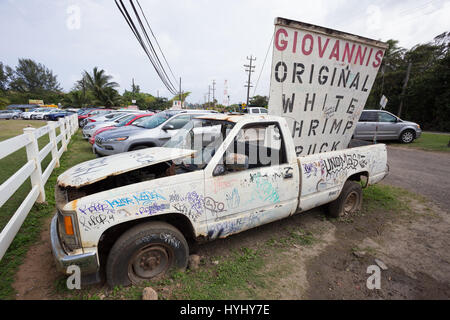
[0,114,79,260]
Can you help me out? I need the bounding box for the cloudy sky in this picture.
[1,0,449,105]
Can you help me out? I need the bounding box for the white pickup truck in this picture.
[51,113,388,286]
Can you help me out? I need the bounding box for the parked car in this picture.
[21,107,46,119]
[82,113,138,139]
[78,109,114,127]
[0,109,22,119]
[89,113,155,144]
[93,110,215,156]
[244,107,268,114]
[354,110,421,143]
[35,108,63,120]
[46,110,76,121]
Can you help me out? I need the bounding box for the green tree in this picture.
[8,58,61,93]
[83,67,120,107]
[0,62,13,92]
[249,95,269,108]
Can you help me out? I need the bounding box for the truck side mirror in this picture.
[213,164,226,176]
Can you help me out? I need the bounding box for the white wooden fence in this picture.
[0,114,79,260]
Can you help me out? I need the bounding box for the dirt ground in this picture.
[12,148,450,300]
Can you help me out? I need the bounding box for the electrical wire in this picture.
[252,32,274,96]
[128,0,178,92]
[136,0,178,84]
[114,0,178,95]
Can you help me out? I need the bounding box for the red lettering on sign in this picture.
[302,34,314,55]
[342,43,356,63]
[329,40,340,61]
[372,50,383,67]
[318,36,330,58]
[275,28,288,51]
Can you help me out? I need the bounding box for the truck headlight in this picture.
[57,210,80,251]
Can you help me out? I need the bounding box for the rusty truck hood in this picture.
[57,147,196,188]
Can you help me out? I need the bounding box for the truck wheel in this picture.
[399,130,415,143]
[327,180,362,218]
[106,221,188,287]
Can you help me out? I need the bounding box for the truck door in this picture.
[204,122,299,239]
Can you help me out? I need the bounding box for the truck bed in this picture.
[297,143,388,212]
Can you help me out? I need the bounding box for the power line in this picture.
[128,0,177,93]
[253,33,274,97]
[114,0,178,95]
[135,0,178,84]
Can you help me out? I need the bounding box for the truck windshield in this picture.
[163,118,235,169]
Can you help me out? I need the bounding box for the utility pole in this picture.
[179,77,183,108]
[398,61,412,118]
[244,55,256,106]
[212,80,216,108]
[208,85,211,108]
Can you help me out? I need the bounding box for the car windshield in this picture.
[115,114,137,126]
[163,118,235,169]
[134,112,173,129]
[130,115,151,126]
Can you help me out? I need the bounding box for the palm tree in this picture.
[83,67,119,106]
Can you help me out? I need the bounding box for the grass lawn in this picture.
[54,184,412,301]
[0,120,95,299]
[391,132,450,152]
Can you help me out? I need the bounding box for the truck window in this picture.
[226,123,287,172]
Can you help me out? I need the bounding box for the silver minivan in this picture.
[354,110,421,143]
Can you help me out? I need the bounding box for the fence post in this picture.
[23,128,46,203]
[74,114,79,131]
[47,121,60,168]
[58,118,67,151]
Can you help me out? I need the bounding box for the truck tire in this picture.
[399,130,415,144]
[327,180,362,218]
[106,221,189,287]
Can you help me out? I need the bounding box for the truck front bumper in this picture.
[50,214,101,284]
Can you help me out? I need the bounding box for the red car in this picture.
[78,109,113,126]
[89,113,154,144]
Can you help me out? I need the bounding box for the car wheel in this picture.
[327,180,362,218]
[106,221,189,287]
[399,130,415,144]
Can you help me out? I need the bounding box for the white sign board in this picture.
[268,18,388,156]
[379,95,388,109]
